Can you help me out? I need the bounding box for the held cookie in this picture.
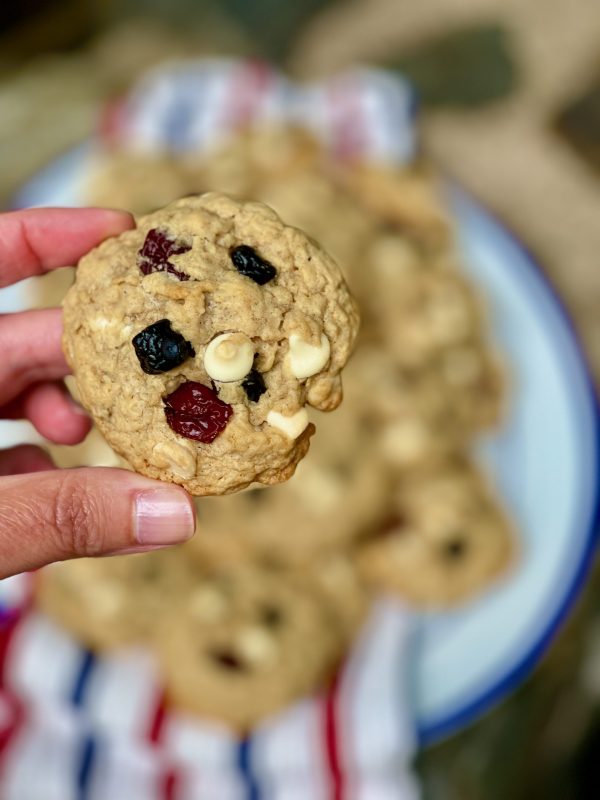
[357,460,515,607]
[157,564,341,730]
[36,550,196,651]
[63,193,360,495]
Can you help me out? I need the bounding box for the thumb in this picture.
[0,468,196,578]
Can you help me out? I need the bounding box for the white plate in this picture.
[8,149,600,746]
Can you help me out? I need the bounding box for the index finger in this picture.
[0,207,135,288]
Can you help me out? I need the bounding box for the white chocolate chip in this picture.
[89,316,109,331]
[380,419,431,466]
[88,581,124,619]
[266,408,309,439]
[237,626,278,667]
[288,333,330,380]
[152,441,196,479]
[189,587,227,622]
[204,332,254,382]
[88,315,132,345]
[292,467,343,512]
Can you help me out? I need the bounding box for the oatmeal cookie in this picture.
[186,355,392,568]
[157,563,341,730]
[345,345,461,473]
[63,193,359,495]
[347,345,502,471]
[334,163,452,252]
[85,151,197,216]
[307,553,371,644]
[36,549,197,651]
[190,126,322,200]
[374,268,484,370]
[357,460,515,606]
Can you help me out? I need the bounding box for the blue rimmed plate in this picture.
[7,149,600,747]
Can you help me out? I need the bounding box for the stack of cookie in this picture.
[38,126,515,729]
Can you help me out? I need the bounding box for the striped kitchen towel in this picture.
[102,58,418,166]
[0,587,418,800]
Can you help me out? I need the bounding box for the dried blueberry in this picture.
[442,536,468,560]
[164,381,233,443]
[138,228,191,281]
[242,369,267,402]
[230,245,276,285]
[259,605,283,628]
[132,320,195,375]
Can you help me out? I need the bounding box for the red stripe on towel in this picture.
[324,675,344,800]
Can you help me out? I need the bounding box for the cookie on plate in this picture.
[36,549,197,651]
[186,380,392,568]
[192,126,322,200]
[345,345,462,473]
[374,268,484,370]
[335,163,453,252]
[307,553,372,645]
[347,344,502,471]
[63,193,360,495]
[157,564,341,730]
[85,151,197,216]
[357,459,515,606]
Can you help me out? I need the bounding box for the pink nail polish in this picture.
[134,487,195,546]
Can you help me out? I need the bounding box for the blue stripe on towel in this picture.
[76,735,97,799]
[238,737,260,800]
[71,650,96,707]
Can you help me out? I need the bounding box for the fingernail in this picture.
[134,487,195,545]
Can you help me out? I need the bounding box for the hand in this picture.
[0,208,195,579]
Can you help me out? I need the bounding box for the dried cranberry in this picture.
[241,369,267,402]
[230,245,277,285]
[374,514,406,541]
[132,319,195,374]
[209,648,245,672]
[138,228,191,281]
[164,381,232,443]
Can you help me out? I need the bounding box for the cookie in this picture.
[357,460,514,606]
[345,345,460,473]
[256,170,380,299]
[157,564,341,730]
[347,344,502,471]
[334,162,453,253]
[36,549,197,651]
[63,193,360,495]
[191,126,322,200]
[430,342,504,431]
[85,151,197,216]
[374,268,484,370]
[185,361,392,569]
[307,553,371,645]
